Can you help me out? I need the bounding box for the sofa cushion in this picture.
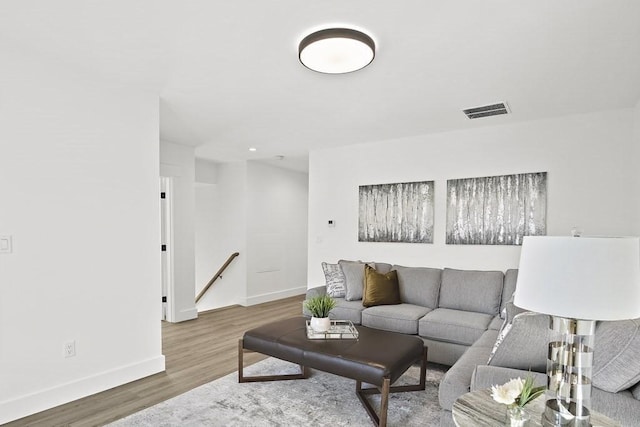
[438,268,504,316]
[419,308,493,346]
[488,316,504,331]
[362,265,401,307]
[487,312,549,372]
[328,298,365,325]
[473,329,499,349]
[593,318,640,393]
[393,265,441,309]
[501,269,518,319]
[338,260,372,301]
[362,303,431,335]
[321,262,346,298]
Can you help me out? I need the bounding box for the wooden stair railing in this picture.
[195,252,240,303]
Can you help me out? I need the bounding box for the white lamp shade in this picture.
[514,236,640,321]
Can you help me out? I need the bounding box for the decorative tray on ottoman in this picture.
[306,320,359,340]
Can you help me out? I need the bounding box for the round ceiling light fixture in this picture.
[298,28,376,74]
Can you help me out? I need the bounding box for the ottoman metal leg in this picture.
[237,339,308,383]
[355,346,428,426]
[356,378,391,427]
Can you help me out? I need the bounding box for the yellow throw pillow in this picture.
[362,265,401,307]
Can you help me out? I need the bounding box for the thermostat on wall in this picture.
[0,235,12,254]
[328,220,335,228]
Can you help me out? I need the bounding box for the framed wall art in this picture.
[359,181,434,243]
[446,172,547,245]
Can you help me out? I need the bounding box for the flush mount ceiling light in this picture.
[298,28,375,74]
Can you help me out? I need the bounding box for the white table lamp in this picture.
[514,236,640,426]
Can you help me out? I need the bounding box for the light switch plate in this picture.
[0,236,13,254]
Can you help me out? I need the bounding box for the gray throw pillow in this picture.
[374,262,393,274]
[593,318,640,393]
[321,262,346,298]
[487,312,550,372]
[338,260,373,301]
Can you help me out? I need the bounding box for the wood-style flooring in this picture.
[6,295,305,427]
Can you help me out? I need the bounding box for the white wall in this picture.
[194,159,224,304]
[633,100,640,236]
[246,162,309,305]
[160,141,197,322]
[195,158,218,184]
[308,109,637,287]
[195,184,219,296]
[195,162,248,311]
[0,44,164,422]
[194,161,309,311]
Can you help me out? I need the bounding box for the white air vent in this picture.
[463,102,510,119]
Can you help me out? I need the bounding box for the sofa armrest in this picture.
[306,285,326,299]
[471,365,546,391]
[591,388,640,426]
[303,286,329,317]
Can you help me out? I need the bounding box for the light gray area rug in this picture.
[109,357,447,427]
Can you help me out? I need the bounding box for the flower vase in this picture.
[506,406,529,427]
[310,317,331,332]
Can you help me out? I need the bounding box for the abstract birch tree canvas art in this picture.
[359,181,434,243]
[446,172,547,245]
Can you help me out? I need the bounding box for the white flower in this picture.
[491,378,525,405]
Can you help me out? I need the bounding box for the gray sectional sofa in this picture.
[304,261,640,426]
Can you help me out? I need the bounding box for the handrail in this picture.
[195,252,240,303]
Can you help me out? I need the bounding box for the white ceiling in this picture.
[3,1,640,172]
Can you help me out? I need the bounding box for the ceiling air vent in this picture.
[463,102,510,119]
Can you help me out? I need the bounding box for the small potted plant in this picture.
[304,294,336,332]
[491,376,545,426]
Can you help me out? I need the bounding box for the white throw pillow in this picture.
[321,262,346,298]
[487,321,512,364]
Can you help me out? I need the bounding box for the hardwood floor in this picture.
[7,295,305,427]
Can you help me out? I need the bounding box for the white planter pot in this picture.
[310,317,331,332]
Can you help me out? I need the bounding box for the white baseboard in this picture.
[244,286,307,306]
[173,306,198,323]
[0,355,165,425]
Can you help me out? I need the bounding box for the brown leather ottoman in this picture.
[238,316,427,427]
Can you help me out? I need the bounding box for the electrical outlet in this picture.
[64,340,76,358]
